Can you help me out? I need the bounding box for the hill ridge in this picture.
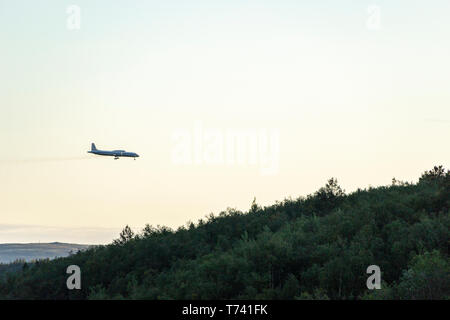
[0,166,448,300]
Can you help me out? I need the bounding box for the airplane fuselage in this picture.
[88,144,139,160]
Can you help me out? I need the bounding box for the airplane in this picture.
[87,143,140,160]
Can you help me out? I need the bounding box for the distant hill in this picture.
[0,242,90,263]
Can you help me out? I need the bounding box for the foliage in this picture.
[0,167,448,300]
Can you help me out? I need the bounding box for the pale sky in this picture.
[0,1,449,243]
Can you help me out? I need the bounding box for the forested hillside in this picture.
[0,261,24,282]
[0,166,448,300]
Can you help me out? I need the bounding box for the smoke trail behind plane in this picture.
[0,156,95,165]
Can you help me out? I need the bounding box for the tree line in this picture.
[0,166,448,299]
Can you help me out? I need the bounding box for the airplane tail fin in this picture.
[91,143,97,151]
